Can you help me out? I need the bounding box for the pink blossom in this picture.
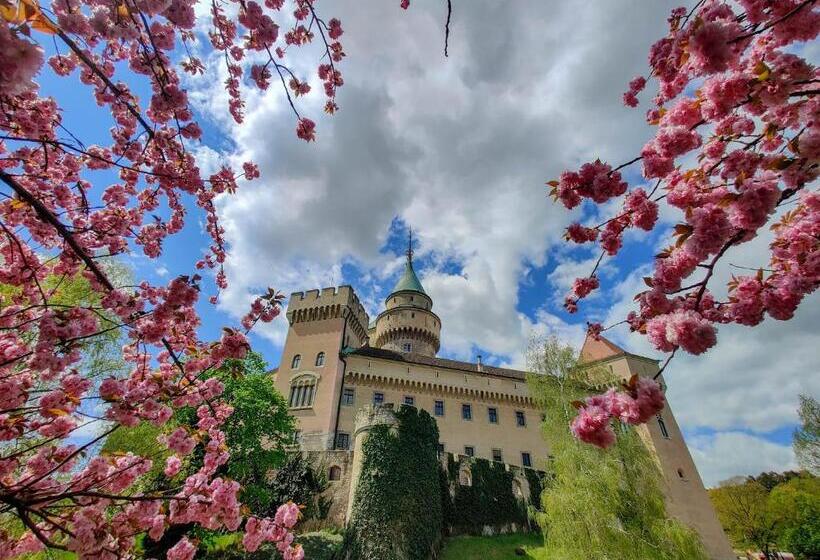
[624,188,659,231]
[623,76,646,108]
[165,455,183,477]
[688,20,738,74]
[566,223,598,244]
[632,378,666,423]
[168,537,197,560]
[570,405,615,449]
[572,276,599,299]
[296,118,316,142]
[0,26,44,96]
[684,206,733,260]
[664,309,718,355]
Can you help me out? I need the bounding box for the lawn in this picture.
[440,533,547,560]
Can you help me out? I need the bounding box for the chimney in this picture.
[476,354,483,372]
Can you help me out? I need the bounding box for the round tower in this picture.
[372,236,441,357]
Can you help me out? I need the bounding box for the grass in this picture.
[440,532,547,560]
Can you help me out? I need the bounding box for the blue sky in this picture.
[31,0,819,485]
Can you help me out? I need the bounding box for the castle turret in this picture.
[372,234,441,357]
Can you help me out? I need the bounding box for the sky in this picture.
[40,0,819,487]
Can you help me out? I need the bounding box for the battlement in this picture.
[286,285,370,341]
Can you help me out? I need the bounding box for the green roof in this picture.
[391,259,427,296]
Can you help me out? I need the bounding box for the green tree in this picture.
[794,395,820,476]
[749,471,804,492]
[768,476,819,560]
[709,482,780,557]
[104,352,294,514]
[526,335,707,560]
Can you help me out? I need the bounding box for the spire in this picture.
[390,229,427,296]
[407,228,414,264]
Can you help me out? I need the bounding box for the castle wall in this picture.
[276,284,734,559]
[337,355,548,469]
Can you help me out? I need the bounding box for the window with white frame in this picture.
[315,352,325,367]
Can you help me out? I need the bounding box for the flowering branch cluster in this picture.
[550,1,819,444]
[0,0,345,555]
[570,376,666,448]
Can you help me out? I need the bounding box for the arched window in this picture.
[288,375,317,408]
[291,354,301,369]
[328,465,342,481]
[315,352,325,367]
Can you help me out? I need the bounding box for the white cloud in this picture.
[183,0,820,485]
[188,0,674,355]
[688,431,797,488]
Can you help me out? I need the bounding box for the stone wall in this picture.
[304,450,353,528]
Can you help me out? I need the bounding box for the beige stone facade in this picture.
[272,254,735,559]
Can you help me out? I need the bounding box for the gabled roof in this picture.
[579,333,627,364]
[390,258,427,296]
[344,346,527,381]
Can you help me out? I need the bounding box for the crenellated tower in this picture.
[273,286,370,450]
[371,235,441,357]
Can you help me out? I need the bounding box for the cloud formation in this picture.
[189,0,819,482]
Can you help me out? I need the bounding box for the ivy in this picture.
[343,405,443,560]
[444,455,529,535]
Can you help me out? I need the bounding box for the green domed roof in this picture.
[391,258,427,296]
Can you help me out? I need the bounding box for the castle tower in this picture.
[579,334,736,560]
[273,286,370,450]
[371,234,441,357]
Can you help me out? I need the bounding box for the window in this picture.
[657,414,670,438]
[462,403,472,420]
[402,342,412,353]
[292,430,301,445]
[288,376,316,408]
[464,446,475,457]
[459,466,472,486]
[434,400,445,416]
[342,388,355,406]
[492,448,503,462]
[404,395,415,407]
[437,443,445,457]
[488,407,498,424]
[335,432,350,450]
[515,411,526,427]
[291,354,301,369]
[315,352,325,367]
[677,468,686,479]
[328,465,342,481]
[521,452,532,468]
[373,392,384,405]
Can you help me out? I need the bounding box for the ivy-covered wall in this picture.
[343,405,443,560]
[442,454,536,536]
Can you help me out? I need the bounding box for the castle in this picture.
[273,245,736,559]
